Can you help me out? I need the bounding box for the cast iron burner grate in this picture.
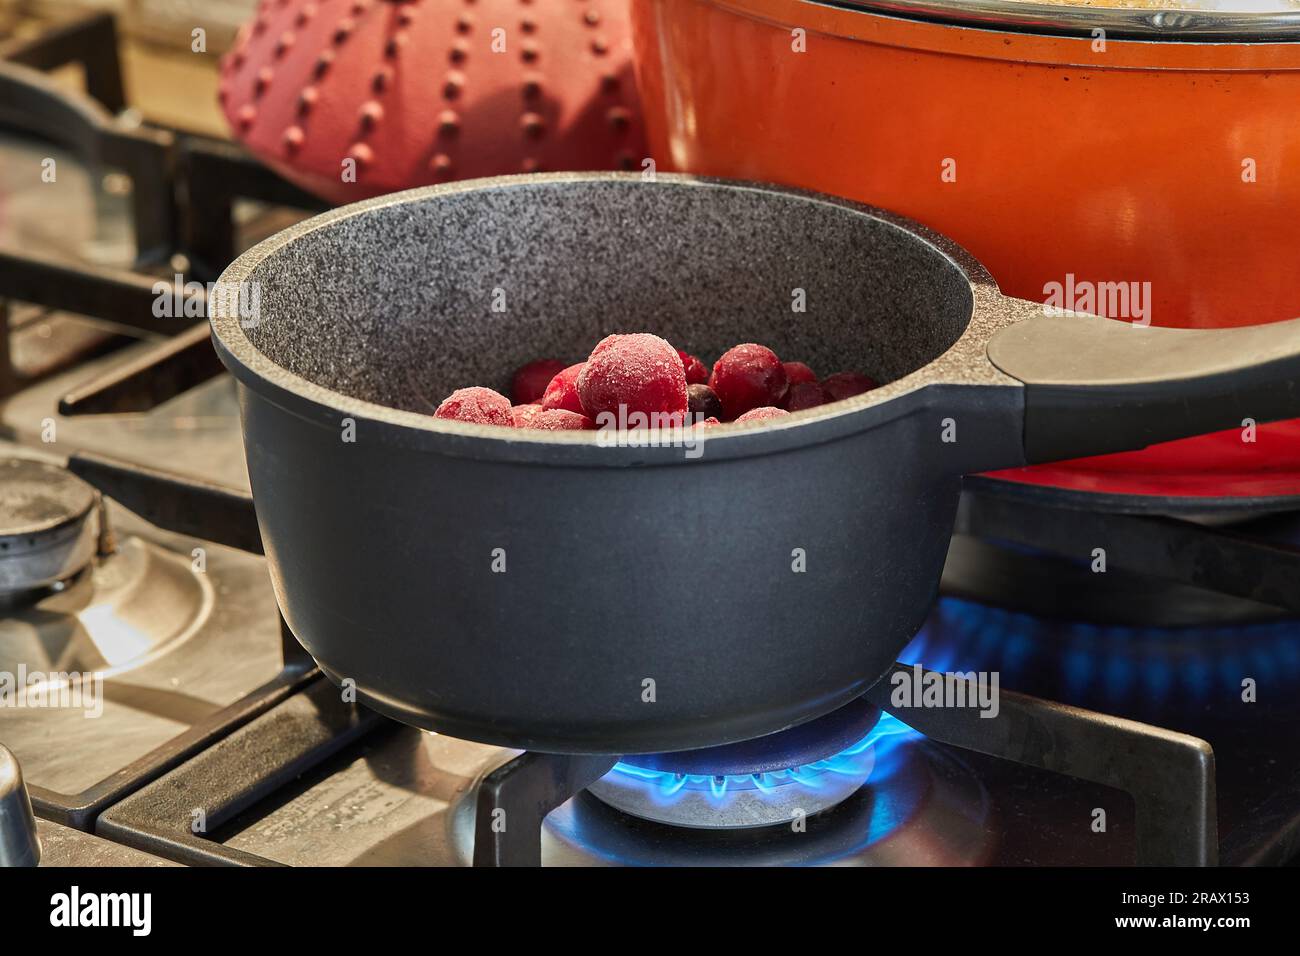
[90,644,1215,866]
[0,11,324,407]
[1,452,315,829]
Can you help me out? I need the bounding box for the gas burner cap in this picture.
[0,459,98,599]
[587,696,882,829]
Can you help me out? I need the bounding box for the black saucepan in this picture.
[209,173,1300,755]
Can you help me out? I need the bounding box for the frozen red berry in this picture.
[511,404,543,427]
[678,350,711,386]
[577,333,687,422]
[709,344,788,420]
[511,358,567,405]
[821,372,878,402]
[687,383,724,422]
[735,406,790,423]
[522,408,594,431]
[784,382,827,412]
[694,416,722,428]
[783,361,817,386]
[540,363,586,413]
[435,387,513,426]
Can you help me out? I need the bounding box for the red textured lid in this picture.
[218,0,648,203]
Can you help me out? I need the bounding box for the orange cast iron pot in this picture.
[630,0,1300,505]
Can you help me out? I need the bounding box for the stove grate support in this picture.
[0,12,126,115]
[85,661,1219,867]
[95,679,378,866]
[868,663,1217,866]
[473,753,618,867]
[17,452,316,829]
[0,11,322,409]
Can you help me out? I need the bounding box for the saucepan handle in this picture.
[987,304,1300,464]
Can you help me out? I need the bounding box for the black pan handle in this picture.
[987,308,1300,464]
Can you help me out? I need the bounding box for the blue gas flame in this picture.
[608,710,922,804]
[903,596,1300,716]
[601,597,1300,814]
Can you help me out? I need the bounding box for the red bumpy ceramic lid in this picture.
[218,0,648,203]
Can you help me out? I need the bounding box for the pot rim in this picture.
[210,172,1019,467]
[773,0,1300,42]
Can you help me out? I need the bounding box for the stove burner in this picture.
[0,536,211,683]
[0,459,99,601]
[906,596,1300,721]
[587,697,883,829]
[546,719,993,865]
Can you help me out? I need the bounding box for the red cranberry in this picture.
[540,363,586,413]
[678,350,711,385]
[821,372,878,402]
[435,387,513,426]
[511,404,543,427]
[708,344,788,420]
[577,333,687,423]
[520,408,594,431]
[782,361,817,386]
[784,382,827,411]
[511,358,567,405]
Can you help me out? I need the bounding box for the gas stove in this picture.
[2,10,1299,874]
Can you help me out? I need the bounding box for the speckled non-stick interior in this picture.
[241,178,974,413]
